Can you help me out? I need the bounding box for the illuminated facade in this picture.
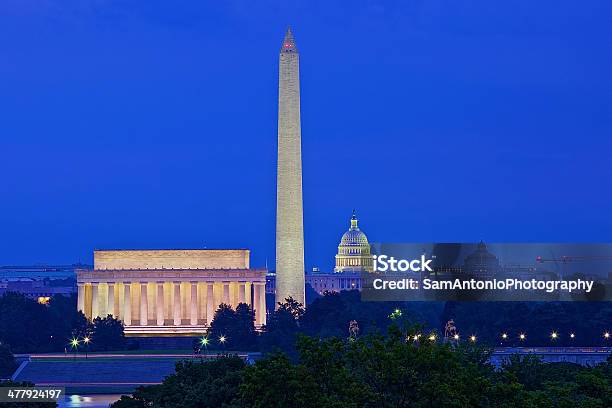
[76,249,267,336]
[334,211,373,273]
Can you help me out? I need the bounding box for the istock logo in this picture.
[373,254,433,272]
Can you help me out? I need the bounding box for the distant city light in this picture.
[428,334,436,341]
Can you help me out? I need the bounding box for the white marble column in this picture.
[140,282,148,326]
[123,282,131,326]
[206,282,214,325]
[107,282,115,317]
[190,282,198,325]
[173,282,181,326]
[259,282,267,326]
[156,282,165,326]
[77,283,85,313]
[222,282,230,305]
[91,282,99,319]
[238,282,246,305]
[254,282,266,326]
[229,282,237,307]
[245,282,252,308]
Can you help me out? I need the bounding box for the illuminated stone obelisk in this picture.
[275,27,305,306]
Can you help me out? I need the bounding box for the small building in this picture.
[0,264,82,304]
[0,279,76,304]
[306,271,362,294]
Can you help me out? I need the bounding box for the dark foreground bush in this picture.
[112,328,612,408]
[0,345,17,378]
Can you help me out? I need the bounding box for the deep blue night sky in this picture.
[1,1,611,270]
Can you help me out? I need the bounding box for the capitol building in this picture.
[334,211,373,273]
[307,211,372,294]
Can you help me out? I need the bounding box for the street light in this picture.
[569,333,575,339]
[453,334,460,341]
[550,332,558,340]
[219,335,227,345]
[428,334,436,342]
[469,335,477,343]
[604,332,610,340]
[83,336,91,359]
[200,337,210,347]
[70,338,79,360]
[519,333,526,341]
[501,333,508,340]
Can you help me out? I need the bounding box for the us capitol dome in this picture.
[334,211,374,273]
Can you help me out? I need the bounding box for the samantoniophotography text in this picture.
[0,2,610,407]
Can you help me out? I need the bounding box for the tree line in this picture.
[0,292,125,355]
[112,326,612,407]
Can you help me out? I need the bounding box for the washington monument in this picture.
[275,27,305,306]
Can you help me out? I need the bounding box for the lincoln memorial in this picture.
[76,249,267,336]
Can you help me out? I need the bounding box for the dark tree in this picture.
[112,357,245,408]
[48,294,92,350]
[109,327,612,408]
[233,303,257,350]
[0,344,17,378]
[441,301,612,346]
[258,297,304,357]
[91,314,125,351]
[208,303,257,351]
[0,293,52,353]
[0,292,100,353]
